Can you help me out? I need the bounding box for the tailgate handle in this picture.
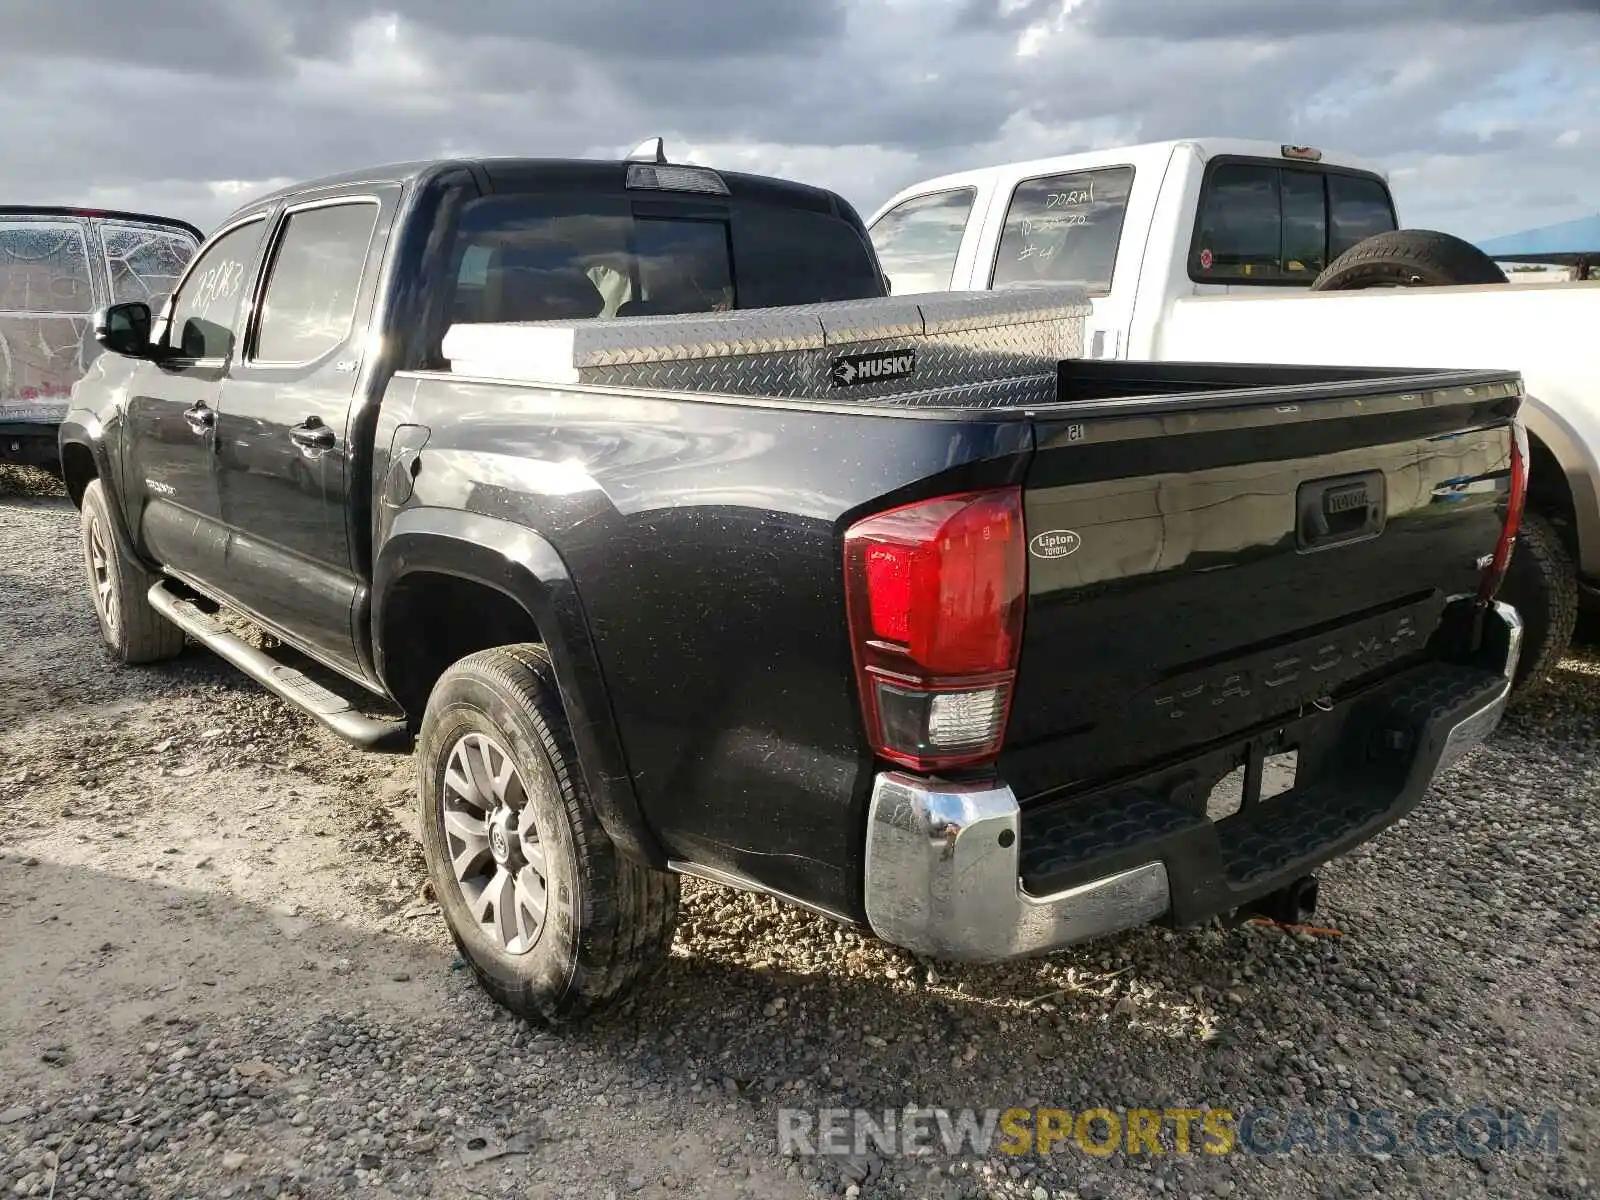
[1297,471,1385,552]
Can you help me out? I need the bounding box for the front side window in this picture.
[868,188,975,296]
[102,223,198,305]
[991,167,1135,296]
[0,221,94,314]
[254,203,379,363]
[165,219,265,360]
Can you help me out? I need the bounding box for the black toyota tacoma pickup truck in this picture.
[60,148,1527,1024]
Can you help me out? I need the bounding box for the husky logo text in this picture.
[831,350,916,387]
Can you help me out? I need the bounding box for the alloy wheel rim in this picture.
[439,731,548,955]
[87,516,118,634]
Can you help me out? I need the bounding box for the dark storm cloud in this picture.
[0,0,284,74]
[1077,0,1600,39]
[375,0,846,59]
[956,0,1600,37]
[0,0,1593,239]
[0,0,844,71]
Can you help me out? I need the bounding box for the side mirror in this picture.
[94,301,155,359]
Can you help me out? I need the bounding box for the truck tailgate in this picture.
[1002,368,1522,803]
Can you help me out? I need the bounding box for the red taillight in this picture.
[844,487,1026,771]
[1479,419,1529,602]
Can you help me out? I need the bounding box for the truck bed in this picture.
[392,335,1521,920]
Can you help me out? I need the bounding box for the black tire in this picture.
[1498,511,1579,703]
[418,643,678,1025]
[78,478,186,665]
[1311,229,1508,291]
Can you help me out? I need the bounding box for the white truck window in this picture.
[1191,163,1283,281]
[868,188,975,296]
[1328,174,1397,257]
[990,167,1134,297]
[1192,161,1398,284]
[1281,168,1328,278]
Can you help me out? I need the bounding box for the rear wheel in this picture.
[1499,511,1578,703]
[1311,229,1508,291]
[78,479,186,665]
[418,643,679,1025]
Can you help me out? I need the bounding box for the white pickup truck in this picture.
[866,137,1599,699]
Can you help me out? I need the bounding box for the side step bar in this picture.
[148,583,414,753]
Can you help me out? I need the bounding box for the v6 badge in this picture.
[831,349,916,387]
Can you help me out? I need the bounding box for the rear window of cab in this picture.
[1189,159,1398,285]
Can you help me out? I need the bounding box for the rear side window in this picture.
[102,223,198,305]
[444,193,881,333]
[1192,161,1397,284]
[0,221,94,314]
[253,202,380,363]
[991,167,1135,296]
[868,188,975,296]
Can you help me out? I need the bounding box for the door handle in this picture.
[183,402,215,433]
[289,418,336,451]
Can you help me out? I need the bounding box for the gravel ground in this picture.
[1,463,1596,1200]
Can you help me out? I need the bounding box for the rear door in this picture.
[215,191,392,677]
[122,215,268,581]
[978,164,1141,360]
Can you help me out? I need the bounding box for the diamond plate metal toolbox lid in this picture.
[440,286,1090,405]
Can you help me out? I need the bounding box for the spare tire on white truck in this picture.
[1312,229,1577,703]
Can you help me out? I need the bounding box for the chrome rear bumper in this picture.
[862,601,1521,963]
[863,773,1170,961]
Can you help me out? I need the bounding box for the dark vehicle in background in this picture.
[59,148,1527,1025]
[1,206,200,473]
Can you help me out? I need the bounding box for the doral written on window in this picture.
[992,168,1135,297]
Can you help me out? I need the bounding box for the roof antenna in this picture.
[627,137,668,164]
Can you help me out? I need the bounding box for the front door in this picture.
[215,193,391,678]
[122,215,269,583]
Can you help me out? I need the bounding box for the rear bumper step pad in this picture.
[861,601,1519,962]
[1019,659,1512,925]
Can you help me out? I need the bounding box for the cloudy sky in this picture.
[3,0,1596,240]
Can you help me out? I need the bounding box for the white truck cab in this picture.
[867,138,1600,696]
[868,138,1399,360]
